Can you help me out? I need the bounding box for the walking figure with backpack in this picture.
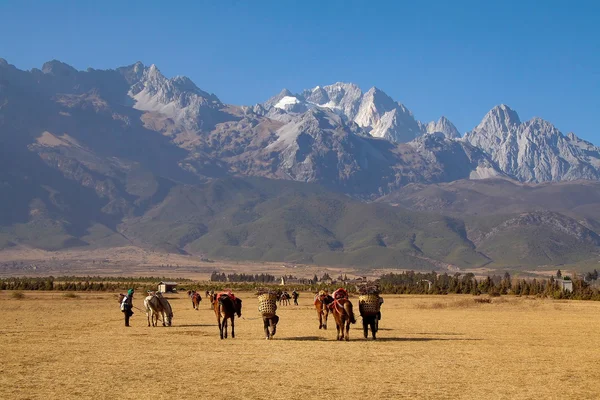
[120,289,135,327]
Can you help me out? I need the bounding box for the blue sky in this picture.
[1,0,599,141]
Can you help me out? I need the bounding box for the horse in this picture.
[214,292,242,339]
[314,292,334,330]
[187,290,202,310]
[208,291,216,308]
[279,292,291,306]
[330,297,356,341]
[144,292,173,327]
[263,315,279,340]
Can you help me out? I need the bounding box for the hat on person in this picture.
[127,289,134,296]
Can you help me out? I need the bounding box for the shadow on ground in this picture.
[278,336,328,341]
[372,337,482,342]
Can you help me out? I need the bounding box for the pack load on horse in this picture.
[329,287,356,341]
[314,290,334,330]
[256,288,280,340]
[214,289,242,339]
[358,285,381,339]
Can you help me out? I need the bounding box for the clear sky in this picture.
[1,0,599,141]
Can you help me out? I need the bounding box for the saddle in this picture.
[217,290,236,302]
[332,288,349,300]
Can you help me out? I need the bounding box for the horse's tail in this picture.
[344,301,356,324]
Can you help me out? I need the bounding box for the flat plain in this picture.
[1,291,599,399]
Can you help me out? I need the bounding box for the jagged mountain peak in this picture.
[479,104,521,130]
[41,60,78,76]
[465,105,600,183]
[423,116,461,139]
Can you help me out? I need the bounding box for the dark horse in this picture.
[263,315,279,340]
[314,292,334,329]
[279,292,291,306]
[214,293,242,339]
[330,298,356,341]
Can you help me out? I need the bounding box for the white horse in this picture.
[144,292,173,327]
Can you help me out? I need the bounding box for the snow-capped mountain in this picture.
[2,58,599,202]
[464,105,600,182]
[261,83,425,143]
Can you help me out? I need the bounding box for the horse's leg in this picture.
[218,314,223,339]
[363,318,368,339]
[223,318,228,339]
[345,317,350,341]
[334,312,341,340]
[317,306,323,329]
[323,307,328,330]
[231,316,235,339]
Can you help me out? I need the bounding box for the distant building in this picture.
[556,279,573,293]
[280,276,311,285]
[158,281,178,293]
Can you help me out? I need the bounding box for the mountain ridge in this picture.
[2,58,600,270]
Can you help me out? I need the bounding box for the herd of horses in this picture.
[138,288,380,341]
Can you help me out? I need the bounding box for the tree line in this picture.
[378,270,600,300]
[2,270,599,301]
[210,272,279,283]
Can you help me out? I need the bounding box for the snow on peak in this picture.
[274,96,301,109]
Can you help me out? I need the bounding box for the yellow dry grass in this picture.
[1,292,599,399]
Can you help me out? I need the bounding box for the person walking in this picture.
[121,289,134,327]
[292,289,299,306]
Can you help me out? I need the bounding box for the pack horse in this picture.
[214,290,242,339]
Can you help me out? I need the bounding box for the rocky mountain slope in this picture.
[1,58,600,269]
[464,105,600,182]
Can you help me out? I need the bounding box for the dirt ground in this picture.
[1,292,599,399]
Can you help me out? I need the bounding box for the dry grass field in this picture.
[1,292,599,399]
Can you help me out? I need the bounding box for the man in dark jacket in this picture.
[121,289,134,327]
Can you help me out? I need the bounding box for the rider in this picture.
[121,289,134,327]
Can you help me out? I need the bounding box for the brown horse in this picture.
[187,290,202,310]
[314,292,334,330]
[330,298,356,341]
[214,293,242,339]
[208,292,216,308]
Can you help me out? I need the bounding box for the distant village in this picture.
[209,264,369,286]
